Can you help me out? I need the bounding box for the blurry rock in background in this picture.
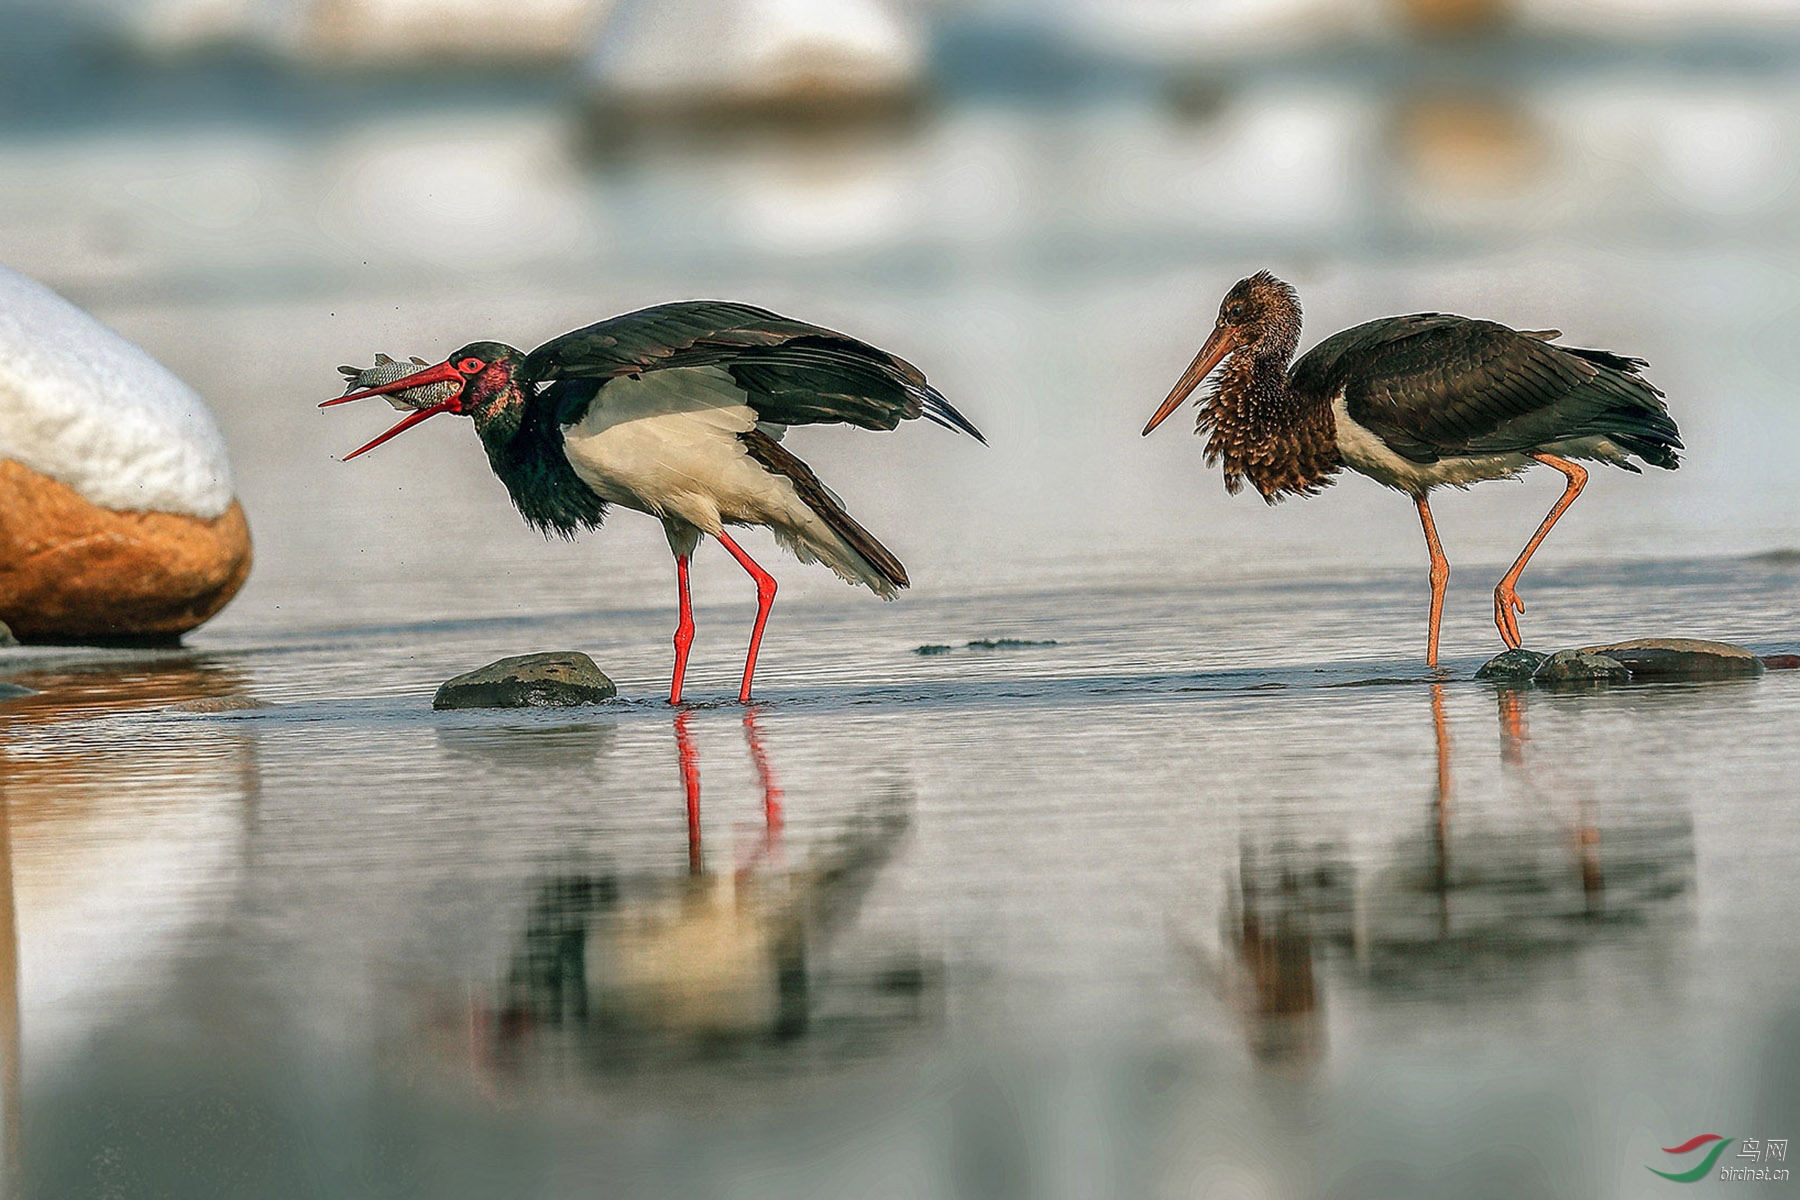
[0,264,251,643]
[89,0,618,61]
[585,0,927,126]
[1398,0,1512,38]
[1394,90,1548,193]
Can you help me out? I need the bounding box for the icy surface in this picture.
[0,263,233,518]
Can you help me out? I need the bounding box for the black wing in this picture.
[1291,314,1680,469]
[524,300,984,443]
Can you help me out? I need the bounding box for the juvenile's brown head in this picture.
[1141,271,1303,436]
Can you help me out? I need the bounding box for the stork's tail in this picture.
[739,430,909,597]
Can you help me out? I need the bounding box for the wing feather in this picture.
[1291,314,1679,467]
[525,301,984,442]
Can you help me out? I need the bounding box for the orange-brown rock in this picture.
[0,460,250,642]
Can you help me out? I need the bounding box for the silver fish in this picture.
[336,353,459,411]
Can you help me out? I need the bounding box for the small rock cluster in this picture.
[1477,637,1768,686]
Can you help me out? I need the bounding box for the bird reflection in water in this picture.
[487,710,926,1080]
[1197,683,1693,1072]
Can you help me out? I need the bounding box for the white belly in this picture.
[1331,393,1626,494]
[561,367,809,535]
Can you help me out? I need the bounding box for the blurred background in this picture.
[4,1,1800,1197]
[4,0,1799,630]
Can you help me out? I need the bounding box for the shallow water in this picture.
[6,15,1800,1197]
[5,548,1799,1198]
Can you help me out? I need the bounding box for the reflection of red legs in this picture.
[1497,688,1528,765]
[715,531,777,704]
[737,709,785,876]
[743,710,784,843]
[1577,803,1603,911]
[670,554,695,705]
[1415,495,1450,668]
[1494,454,1587,649]
[1430,683,1453,930]
[674,710,702,876]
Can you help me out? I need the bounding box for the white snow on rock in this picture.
[0,263,234,519]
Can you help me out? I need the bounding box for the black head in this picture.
[1142,271,1303,436]
[322,340,528,459]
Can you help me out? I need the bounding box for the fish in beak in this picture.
[321,357,467,460]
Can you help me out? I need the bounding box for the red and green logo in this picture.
[1650,1134,1735,1183]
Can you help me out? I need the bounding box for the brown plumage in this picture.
[1143,271,1682,666]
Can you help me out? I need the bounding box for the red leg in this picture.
[714,531,778,704]
[1416,495,1450,668]
[674,710,702,876]
[1493,454,1588,650]
[669,554,695,705]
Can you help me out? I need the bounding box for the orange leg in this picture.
[669,553,694,705]
[1416,495,1451,668]
[1493,454,1588,650]
[715,531,778,704]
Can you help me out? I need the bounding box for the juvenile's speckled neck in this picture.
[1197,339,1341,503]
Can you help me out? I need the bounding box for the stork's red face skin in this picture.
[320,359,471,459]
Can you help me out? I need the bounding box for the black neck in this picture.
[473,379,607,539]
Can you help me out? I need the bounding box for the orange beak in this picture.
[1141,325,1239,436]
[320,359,465,460]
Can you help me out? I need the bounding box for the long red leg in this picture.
[674,710,702,876]
[1493,453,1588,650]
[669,554,695,705]
[714,531,778,704]
[1416,495,1450,668]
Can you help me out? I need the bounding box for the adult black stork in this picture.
[1142,272,1681,666]
[324,301,983,703]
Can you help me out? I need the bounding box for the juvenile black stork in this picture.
[324,301,983,703]
[1142,272,1681,665]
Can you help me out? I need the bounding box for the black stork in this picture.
[324,300,983,703]
[1141,272,1681,665]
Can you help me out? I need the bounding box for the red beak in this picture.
[1142,325,1240,436]
[321,359,465,460]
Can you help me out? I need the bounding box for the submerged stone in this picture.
[434,652,617,710]
[0,680,32,701]
[169,694,272,713]
[1765,655,1800,671]
[1579,638,1765,680]
[1475,648,1545,681]
[1534,649,1630,684]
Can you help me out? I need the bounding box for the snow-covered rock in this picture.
[0,263,251,641]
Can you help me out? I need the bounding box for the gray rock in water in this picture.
[1534,649,1630,684]
[1579,637,1765,680]
[0,619,14,647]
[0,681,34,701]
[434,652,617,710]
[1475,648,1546,681]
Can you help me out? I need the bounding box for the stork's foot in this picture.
[1494,582,1525,650]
